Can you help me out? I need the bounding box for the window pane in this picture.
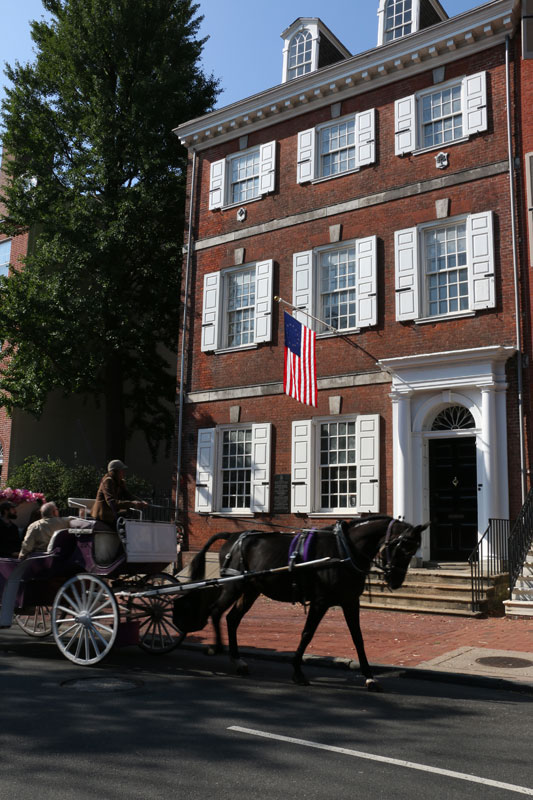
[221,428,252,510]
[320,119,356,178]
[288,30,313,79]
[384,0,412,40]
[0,240,11,278]
[320,421,358,510]
[320,247,357,331]
[230,150,260,204]
[425,224,469,316]
[422,84,463,148]
[226,268,256,347]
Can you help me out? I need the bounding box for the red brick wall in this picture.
[178,37,528,550]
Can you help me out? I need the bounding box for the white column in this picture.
[391,390,412,522]
[480,386,499,560]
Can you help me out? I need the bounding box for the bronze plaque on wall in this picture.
[273,474,291,514]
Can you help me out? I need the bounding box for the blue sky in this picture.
[1,0,480,111]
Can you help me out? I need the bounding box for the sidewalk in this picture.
[185,595,533,689]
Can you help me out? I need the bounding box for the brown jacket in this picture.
[91,473,135,524]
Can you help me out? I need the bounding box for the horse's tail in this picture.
[188,532,234,581]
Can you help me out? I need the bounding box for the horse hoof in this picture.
[233,659,249,676]
[206,645,219,657]
[365,679,384,693]
[292,673,310,687]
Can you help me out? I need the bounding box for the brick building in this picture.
[175,0,533,565]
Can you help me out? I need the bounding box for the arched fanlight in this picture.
[431,406,475,431]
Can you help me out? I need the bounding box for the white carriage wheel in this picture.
[52,574,119,665]
[15,606,52,638]
[127,573,186,654]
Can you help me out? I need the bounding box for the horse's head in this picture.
[379,521,427,590]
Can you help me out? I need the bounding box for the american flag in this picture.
[284,311,317,407]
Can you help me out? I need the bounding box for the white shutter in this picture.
[526,152,533,267]
[395,95,416,155]
[468,211,495,310]
[355,109,375,167]
[395,228,419,321]
[291,419,313,513]
[356,414,380,513]
[195,428,216,512]
[251,423,272,512]
[254,259,273,343]
[297,128,316,183]
[209,158,226,210]
[201,271,220,351]
[355,235,377,329]
[293,250,315,327]
[259,141,276,194]
[462,72,487,136]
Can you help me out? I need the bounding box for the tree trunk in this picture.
[104,356,126,461]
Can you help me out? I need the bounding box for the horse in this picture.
[188,515,427,690]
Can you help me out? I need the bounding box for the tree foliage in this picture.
[8,455,152,509]
[0,0,219,459]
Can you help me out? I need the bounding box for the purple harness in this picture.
[288,530,316,568]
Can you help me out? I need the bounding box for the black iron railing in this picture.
[468,518,509,613]
[508,487,533,595]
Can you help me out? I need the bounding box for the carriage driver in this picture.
[90,460,148,564]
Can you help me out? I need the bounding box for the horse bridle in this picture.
[334,518,418,583]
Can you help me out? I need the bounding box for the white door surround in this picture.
[379,346,515,561]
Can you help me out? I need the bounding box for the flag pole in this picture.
[274,295,393,374]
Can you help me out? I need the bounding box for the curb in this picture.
[181,640,533,694]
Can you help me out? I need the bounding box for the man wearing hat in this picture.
[0,501,22,558]
[90,460,148,564]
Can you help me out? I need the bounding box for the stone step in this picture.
[361,588,482,613]
[360,599,484,617]
[512,588,533,601]
[504,599,533,617]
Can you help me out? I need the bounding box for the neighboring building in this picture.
[175,0,532,565]
[0,151,174,489]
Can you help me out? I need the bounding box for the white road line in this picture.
[228,726,533,796]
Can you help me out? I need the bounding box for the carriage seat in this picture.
[46,528,79,559]
[67,497,96,517]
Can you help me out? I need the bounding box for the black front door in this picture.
[429,436,478,561]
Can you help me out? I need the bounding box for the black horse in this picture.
[188,515,427,690]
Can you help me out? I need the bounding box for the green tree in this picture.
[0,0,218,459]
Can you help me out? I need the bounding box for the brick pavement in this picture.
[187,595,533,668]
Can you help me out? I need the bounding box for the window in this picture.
[201,260,273,351]
[395,72,487,155]
[291,415,380,514]
[297,110,375,183]
[384,0,412,42]
[0,239,11,278]
[395,212,495,322]
[209,142,276,210]
[293,238,377,333]
[195,424,271,513]
[288,30,313,80]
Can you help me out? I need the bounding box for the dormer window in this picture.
[288,30,313,80]
[384,0,412,43]
[377,0,447,46]
[281,18,350,84]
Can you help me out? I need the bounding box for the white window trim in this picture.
[0,238,12,277]
[293,237,378,334]
[291,414,380,515]
[194,423,272,514]
[201,260,274,353]
[297,109,376,184]
[209,141,277,211]
[395,212,495,322]
[395,72,487,157]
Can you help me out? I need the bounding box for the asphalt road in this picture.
[0,629,531,800]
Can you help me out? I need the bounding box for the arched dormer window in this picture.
[384,0,412,42]
[288,30,313,80]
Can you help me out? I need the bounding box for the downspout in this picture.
[175,148,197,520]
[506,35,527,503]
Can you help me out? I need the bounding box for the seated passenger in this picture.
[0,501,22,558]
[18,501,74,559]
[91,460,148,564]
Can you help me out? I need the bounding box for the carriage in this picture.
[0,498,188,666]
[0,503,425,689]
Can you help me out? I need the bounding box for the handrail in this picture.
[508,486,533,594]
[468,518,509,613]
